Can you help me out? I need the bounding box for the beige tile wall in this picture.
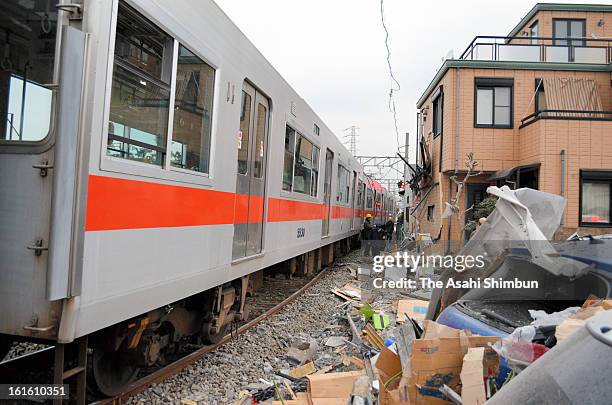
[415,66,612,240]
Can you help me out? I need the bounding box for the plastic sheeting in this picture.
[459,186,588,277]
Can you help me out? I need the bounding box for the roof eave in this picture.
[507,3,612,38]
[416,60,612,109]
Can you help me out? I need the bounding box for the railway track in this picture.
[0,256,348,405]
[90,266,331,404]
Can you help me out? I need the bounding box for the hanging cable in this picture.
[380,0,401,152]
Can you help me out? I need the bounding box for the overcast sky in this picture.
[214,0,601,169]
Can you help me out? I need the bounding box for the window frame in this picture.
[529,20,539,45]
[432,86,443,138]
[534,78,546,114]
[0,5,62,151]
[474,77,514,129]
[169,43,216,175]
[427,205,435,223]
[553,18,586,46]
[579,170,612,227]
[282,123,320,197]
[366,188,373,209]
[100,0,221,187]
[336,164,350,204]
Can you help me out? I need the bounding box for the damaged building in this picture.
[412,3,612,243]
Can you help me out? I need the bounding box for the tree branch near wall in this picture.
[441,153,483,239]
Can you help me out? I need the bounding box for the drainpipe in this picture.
[560,150,565,225]
[454,67,461,173]
[448,66,461,251]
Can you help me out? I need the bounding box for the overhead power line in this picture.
[379,0,402,152]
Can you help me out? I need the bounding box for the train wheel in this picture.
[90,344,140,397]
[202,322,228,344]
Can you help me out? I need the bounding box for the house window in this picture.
[553,19,586,46]
[530,21,539,45]
[314,124,320,136]
[475,78,513,128]
[580,171,612,226]
[427,205,435,222]
[535,79,546,113]
[432,86,443,137]
[283,125,320,196]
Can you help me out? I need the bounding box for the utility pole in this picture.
[403,131,410,235]
[343,126,360,156]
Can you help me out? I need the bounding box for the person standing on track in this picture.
[385,215,395,250]
[396,211,404,243]
[362,214,374,256]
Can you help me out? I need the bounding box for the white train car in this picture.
[0,0,390,395]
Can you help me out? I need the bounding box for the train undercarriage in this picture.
[0,238,357,400]
[88,274,253,396]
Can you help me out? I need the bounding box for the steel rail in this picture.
[92,265,332,405]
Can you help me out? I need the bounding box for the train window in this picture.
[366,188,373,209]
[283,125,296,190]
[337,165,350,203]
[170,45,215,173]
[106,2,173,165]
[311,145,320,196]
[238,91,252,175]
[357,181,364,207]
[282,124,319,196]
[0,0,57,142]
[293,135,313,194]
[254,103,267,178]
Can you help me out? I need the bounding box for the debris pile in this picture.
[237,186,612,404]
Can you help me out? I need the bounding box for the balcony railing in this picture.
[460,36,612,64]
[520,109,612,127]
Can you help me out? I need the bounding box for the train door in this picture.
[0,7,86,340]
[351,171,357,230]
[354,180,364,230]
[232,82,269,260]
[321,148,333,237]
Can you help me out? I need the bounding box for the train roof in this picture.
[367,178,385,193]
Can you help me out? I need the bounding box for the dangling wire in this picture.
[380,0,402,152]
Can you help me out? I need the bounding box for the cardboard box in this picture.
[306,370,365,405]
[460,347,487,405]
[376,347,410,405]
[397,299,429,323]
[408,328,499,405]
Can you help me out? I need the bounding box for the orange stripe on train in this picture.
[85,175,359,231]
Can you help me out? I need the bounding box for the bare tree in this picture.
[443,152,482,220]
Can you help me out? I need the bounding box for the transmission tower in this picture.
[343,126,359,156]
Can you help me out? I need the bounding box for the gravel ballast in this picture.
[129,251,363,404]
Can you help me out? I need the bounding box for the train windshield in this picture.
[0,0,57,142]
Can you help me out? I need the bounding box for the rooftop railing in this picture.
[460,36,612,64]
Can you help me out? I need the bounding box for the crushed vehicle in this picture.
[424,186,611,386]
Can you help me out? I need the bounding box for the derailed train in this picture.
[0,0,395,395]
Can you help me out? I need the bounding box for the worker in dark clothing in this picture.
[385,216,395,250]
[396,211,404,242]
[362,214,374,256]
